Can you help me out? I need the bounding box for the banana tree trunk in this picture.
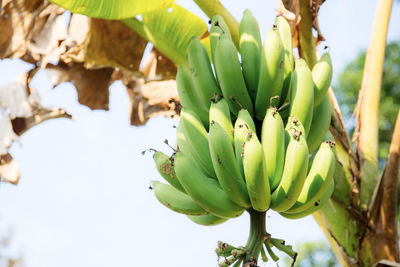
[292,0,399,265]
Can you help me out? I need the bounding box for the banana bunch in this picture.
[149,10,335,266]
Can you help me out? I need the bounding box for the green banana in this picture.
[239,9,262,102]
[307,94,332,153]
[289,59,314,135]
[262,107,285,191]
[242,132,271,211]
[234,109,257,177]
[255,27,284,120]
[270,121,309,212]
[210,15,232,66]
[187,214,228,226]
[312,52,333,107]
[274,16,294,107]
[180,108,216,178]
[153,151,185,193]
[284,141,336,214]
[209,95,234,143]
[279,179,334,219]
[151,181,208,215]
[174,152,245,218]
[214,35,254,116]
[209,121,251,208]
[176,122,192,156]
[188,36,221,112]
[176,64,209,126]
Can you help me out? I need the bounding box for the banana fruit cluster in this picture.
[151,11,335,227]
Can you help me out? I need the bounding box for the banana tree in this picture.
[1,0,399,266]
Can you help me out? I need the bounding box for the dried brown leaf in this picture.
[140,48,177,81]
[128,79,180,126]
[0,153,20,184]
[0,0,66,60]
[46,62,114,110]
[1,0,179,126]
[0,72,71,184]
[62,15,148,73]
[0,115,19,155]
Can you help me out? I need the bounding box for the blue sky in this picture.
[0,1,399,266]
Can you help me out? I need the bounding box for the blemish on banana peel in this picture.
[211,93,223,103]
[325,140,336,148]
[217,156,223,165]
[161,162,175,178]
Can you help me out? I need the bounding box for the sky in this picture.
[0,1,400,267]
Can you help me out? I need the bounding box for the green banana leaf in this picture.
[48,0,175,19]
[123,4,209,65]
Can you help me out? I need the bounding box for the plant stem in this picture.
[192,0,240,49]
[297,0,317,68]
[355,0,393,209]
[243,209,266,265]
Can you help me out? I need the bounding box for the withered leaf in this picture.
[46,62,114,110]
[0,0,66,60]
[62,15,148,73]
[128,79,180,126]
[140,48,177,81]
[0,153,20,185]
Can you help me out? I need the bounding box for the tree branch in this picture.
[192,0,240,49]
[354,0,394,209]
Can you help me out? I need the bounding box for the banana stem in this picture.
[297,0,317,68]
[243,209,266,265]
